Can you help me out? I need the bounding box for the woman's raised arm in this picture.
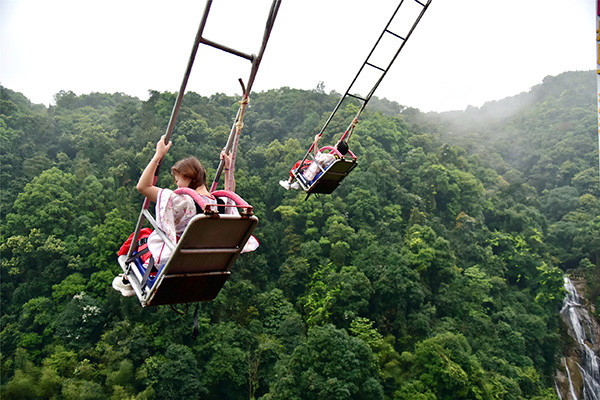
[137,135,172,203]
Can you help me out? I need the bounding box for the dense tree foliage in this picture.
[1,70,597,399]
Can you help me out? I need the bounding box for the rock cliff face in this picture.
[555,277,600,400]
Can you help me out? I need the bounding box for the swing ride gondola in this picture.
[290,0,432,198]
[118,0,281,307]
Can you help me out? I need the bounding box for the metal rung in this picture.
[366,62,385,72]
[385,29,405,40]
[163,271,232,279]
[347,93,366,101]
[180,248,239,254]
[414,0,426,7]
[198,37,254,62]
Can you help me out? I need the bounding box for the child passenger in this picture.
[279,135,349,190]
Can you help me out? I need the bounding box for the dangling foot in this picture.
[112,274,135,297]
[279,180,291,190]
[290,182,300,190]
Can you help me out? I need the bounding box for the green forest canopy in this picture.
[0,70,598,399]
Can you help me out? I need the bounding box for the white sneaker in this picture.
[279,180,291,190]
[290,182,300,190]
[112,274,135,297]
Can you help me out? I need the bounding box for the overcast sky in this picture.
[1,0,596,112]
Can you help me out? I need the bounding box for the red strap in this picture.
[118,228,153,256]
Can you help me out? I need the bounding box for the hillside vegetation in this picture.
[0,70,598,399]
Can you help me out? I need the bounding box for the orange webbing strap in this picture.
[210,94,249,192]
[228,96,250,188]
[340,117,359,143]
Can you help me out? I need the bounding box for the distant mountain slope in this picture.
[404,70,597,193]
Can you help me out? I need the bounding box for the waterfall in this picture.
[556,277,600,400]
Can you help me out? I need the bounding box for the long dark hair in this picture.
[171,156,206,189]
